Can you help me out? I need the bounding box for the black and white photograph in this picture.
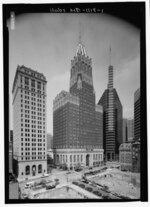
[3,1,148,203]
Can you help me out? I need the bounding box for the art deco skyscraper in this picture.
[12,65,47,180]
[53,40,104,169]
[98,49,123,161]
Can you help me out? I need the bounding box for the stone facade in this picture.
[12,65,47,180]
[119,143,132,171]
[18,160,47,179]
[53,149,103,170]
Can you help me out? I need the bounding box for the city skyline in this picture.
[8,13,140,134]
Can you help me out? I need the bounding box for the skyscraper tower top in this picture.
[107,65,114,89]
[76,43,87,56]
[76,22,87,57]
[107,48,114,89]
[70,31,92,88]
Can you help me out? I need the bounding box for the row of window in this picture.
[21,134,45,138]
[21,85,44,94]
[21,143,45,146]
[21,152,45,155]
[21,99,45,107]
[21,156,46,161]
[21,138,45,141]
[21,89,45,98]
[21,116,45,121]
[21,95,45,102]
[20,139,46,142]
[21,147,45,151]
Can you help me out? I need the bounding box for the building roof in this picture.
[12,65,47,93]
[119,143,132,150]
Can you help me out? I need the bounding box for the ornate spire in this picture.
[79,22,82,44]
[76,22,87,56]
[109,46,111,66]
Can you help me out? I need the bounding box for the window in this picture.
[37,82,41,90]
[70,155,72,162]
[81,155,83,162]
[31,79,35,87]
[25,77,29,85]
[74,155,76,162]
[25,165,30,175]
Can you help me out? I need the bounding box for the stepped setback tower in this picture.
[53,40,104,170]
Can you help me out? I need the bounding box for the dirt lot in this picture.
[33,186,84,199]
[91,170,140,199]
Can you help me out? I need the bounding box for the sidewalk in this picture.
[18,174,43,183]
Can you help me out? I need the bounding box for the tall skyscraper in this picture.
[98,51,123,161]
[53,40,103,170]
[127,118,134,142]
[12,65,47,179]
[47,133,53,150]
[122,118,128,143]
[134,88,140,141]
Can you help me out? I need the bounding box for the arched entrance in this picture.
[86,154,90,166]
[38,164,42,173]
[56,155,59,164]
[32,165,36,176]
[25,165,30,175]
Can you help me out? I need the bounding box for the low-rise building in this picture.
[119,140,140,173]
[132,140,140,172]
[119,143,132,171]
[9,181,19,199]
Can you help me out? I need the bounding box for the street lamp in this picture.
[66,170,70,184]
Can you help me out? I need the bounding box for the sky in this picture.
[8,13,140,135]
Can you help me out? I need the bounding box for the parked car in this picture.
[72,181,79,186]
[102,195,110,199]
[75,168,82,172]
[81,179,89,184]
[22,194,29,199]
[41,173,49,178]
[54,178,60,185]
[93,191,102,197]
[85,187,93,192]
[25,181,34,189]
[46,184,56,190]
[22,193,28,199]
[79,183,85,189]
